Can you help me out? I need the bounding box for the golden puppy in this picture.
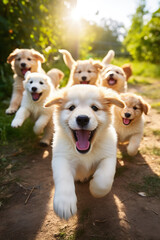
[6,48,45,114]
[59,49,103,86]
[114,93,150,156]
[11,72,57,146]
[100,51,132,93]
[45,85,124,219]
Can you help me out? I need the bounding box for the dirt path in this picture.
[0,86,160,240]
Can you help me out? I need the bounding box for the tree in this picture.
[123,0,148,60]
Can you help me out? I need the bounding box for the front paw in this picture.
[127,145,138,156]
[33,125,43,135]
[54,191,77,220]
[6,107,17,115]
[89,178,113,198]
[11,118,23,128]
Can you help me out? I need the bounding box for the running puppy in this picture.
[11,72,57,146]
[100,50,132,93]
[6,48,45,114]
[59,49,103,86]
[114,93,150,156]
[45,85,125,219]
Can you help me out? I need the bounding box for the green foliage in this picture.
[124,0,160,63]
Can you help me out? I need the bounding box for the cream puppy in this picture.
[11,72,56,146]
[7,48,45,115]
[100,50,132,93]
[45,85,125,219]
[59,49,103,86]
[114,93,150,156]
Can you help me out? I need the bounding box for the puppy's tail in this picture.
[102,50,115,66]
[47,68,64,88]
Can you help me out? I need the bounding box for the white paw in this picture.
[6,107,17,115]
[127,145,138,156]
[54,191,77,220]
[11,118,23,128]
[33,125,43,135]
[89,178,113,198]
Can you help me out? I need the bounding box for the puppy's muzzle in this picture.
[123,112,132,125]
[32,87,37,92]
[31,87,42,101]
[21,63,26,68]
[125,112,131,118]
[76,115,90,128]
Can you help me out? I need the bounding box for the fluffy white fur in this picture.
[114,93,150,156]
[45,85,125,220]
[11,72,56,146]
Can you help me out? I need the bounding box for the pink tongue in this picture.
[123,118,130,125]
[108,79,116,85]
[22,69,28,75]
[76,130,90,151]
[32,93,40,101]
[81,81,89,84]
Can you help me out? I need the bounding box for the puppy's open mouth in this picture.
[21,68,31,76]
[80,81,90,84]
[72,129,95,154]
[31,92,42,101]
[122,118,132,125]
[108,78,117,86]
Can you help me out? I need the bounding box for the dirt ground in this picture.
[0,85,160,240]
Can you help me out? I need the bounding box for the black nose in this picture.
[125,112,131,118]
[32,87,37,92]
[82,76,87,81]
[109,73,114,78]
[76,115,90,127]
[21,63,26,68]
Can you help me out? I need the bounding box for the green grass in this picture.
[152,129,160,137]
[129,175,160,197]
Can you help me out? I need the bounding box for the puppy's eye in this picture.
[30,81,33,84]
[27,58,31,61]
[69,105,76,111]
[91,105,99,111]
[116,71,119,74]
[39,81,44,85]
[133,106,137,110]
[17,58,21,61]
[88,70,91,73]
[78,70,82,74]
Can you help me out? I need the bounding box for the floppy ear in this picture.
[121,64,132,81]
[31,49,45,62]
[45,97,63,107]
[93,61,103,71]
[140,98,150,115]
[24,71,31,80]
[7,48,20,63]
[102,50,115,66]
[59,49,75,69]
[104,97,125,108]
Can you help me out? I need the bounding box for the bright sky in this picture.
[74,0,159,28]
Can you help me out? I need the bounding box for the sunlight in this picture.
[70,7,81,22]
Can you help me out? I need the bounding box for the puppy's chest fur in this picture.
[114,116,144,142]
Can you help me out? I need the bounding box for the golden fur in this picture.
[114,92,150,156]
[59,49,103,86]
[45,85,124,220]
[6,48,45,114]
[100,50,132,93]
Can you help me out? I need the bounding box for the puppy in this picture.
[114,93,150,156]
[59,49,103,86]
[45,85,125,219]
[11,72,56,146]
[6,48,45,115]
[100,50,132,93]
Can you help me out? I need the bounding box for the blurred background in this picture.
[0,0,160,99]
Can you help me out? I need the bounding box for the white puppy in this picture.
[11,72,56,146]
[45,85,125,219]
